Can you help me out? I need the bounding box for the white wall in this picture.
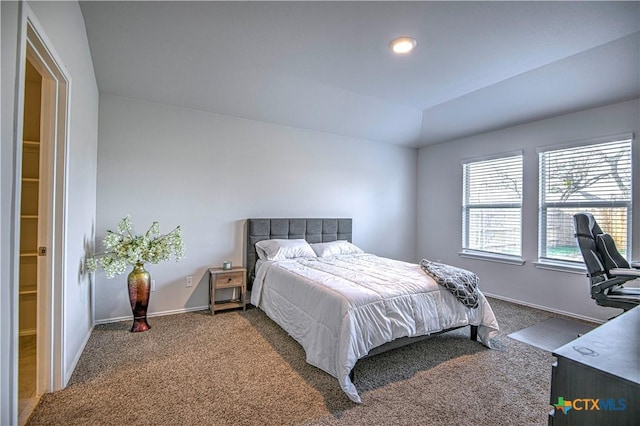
[417,99,640,322]
[94,94,417,322]
[1,1,98,422]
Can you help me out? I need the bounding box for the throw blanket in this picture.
[420,259,479,308]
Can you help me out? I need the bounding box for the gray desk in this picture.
[549,306,640,425]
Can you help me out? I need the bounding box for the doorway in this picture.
[17,57,43,422]
[13,12,70,425]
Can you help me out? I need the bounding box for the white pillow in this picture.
[310,240,364,257]
[255,239,317,261]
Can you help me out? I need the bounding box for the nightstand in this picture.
[208,267,246,314]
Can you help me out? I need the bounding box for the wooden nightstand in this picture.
[208,267,246,314]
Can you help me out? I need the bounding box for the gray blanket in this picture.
[420,259,479,308]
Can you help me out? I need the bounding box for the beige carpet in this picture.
[26,298,588,425]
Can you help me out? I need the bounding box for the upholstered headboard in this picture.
[245,218,352,290]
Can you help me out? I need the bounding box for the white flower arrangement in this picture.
[87,215,185,279]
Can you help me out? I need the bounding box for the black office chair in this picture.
[573,212,640,312]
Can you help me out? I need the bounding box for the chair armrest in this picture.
[609,268,640,277]
[591,277,628,294]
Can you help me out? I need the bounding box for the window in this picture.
[538,135,633,264]
[462,154,523,260]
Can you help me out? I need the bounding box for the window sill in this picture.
[458,251,525,266]
[533,260,586,274]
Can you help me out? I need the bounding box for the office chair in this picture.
[573,212,640,312]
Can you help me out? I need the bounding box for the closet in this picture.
[19,58,43,418]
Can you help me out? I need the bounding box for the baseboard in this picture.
[65,323,94,386]
[483,292,605,324]
[94,305,209,325]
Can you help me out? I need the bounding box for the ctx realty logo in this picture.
[554,397,627,414]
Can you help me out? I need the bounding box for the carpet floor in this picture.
[26,298,597,425]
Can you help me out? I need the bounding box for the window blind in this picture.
[538,137,632,262]
[462,154,523,257]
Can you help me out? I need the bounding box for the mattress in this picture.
[250,253,499,403]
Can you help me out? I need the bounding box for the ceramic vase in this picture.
[128,263,151,332]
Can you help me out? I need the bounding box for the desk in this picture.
[549,307,640,425]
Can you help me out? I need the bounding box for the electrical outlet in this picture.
[151,280,156,292]
[185,276,193,287]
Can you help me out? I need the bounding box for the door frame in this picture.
[25,10,71,395]
[11,3,70,422]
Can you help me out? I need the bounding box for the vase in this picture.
[128,263,151,332]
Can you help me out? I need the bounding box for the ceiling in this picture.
[79,1,640,148]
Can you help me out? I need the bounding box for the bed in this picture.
[246,218,499,403]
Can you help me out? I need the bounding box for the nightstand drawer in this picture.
[215,272,244,288]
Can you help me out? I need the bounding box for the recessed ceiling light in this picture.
[389,36,417,54]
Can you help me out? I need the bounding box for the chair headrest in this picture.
[573,212,603,239]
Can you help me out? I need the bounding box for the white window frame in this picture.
[536,133,633,272]
[460,152,524,265]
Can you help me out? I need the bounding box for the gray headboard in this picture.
[245,218,352,290]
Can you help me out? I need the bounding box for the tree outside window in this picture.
[539,136,632,263]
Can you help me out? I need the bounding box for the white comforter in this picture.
[250,254,499,403]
